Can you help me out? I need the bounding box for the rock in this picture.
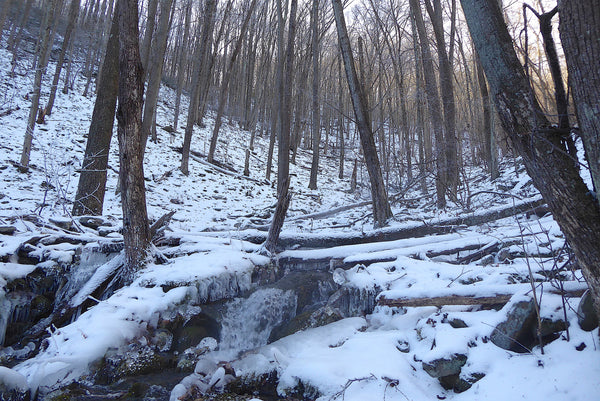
[49,217,74,231]
[490,300,536,353]
[95,345,173,384]
[477,254,495,266]
[491,299,568,353]
[422,354,467,378]
[0,225,16,235]
[269,305,343,342]
[439,372,485,393]
[496,248,512,262]
[177,338,218,373]
[78,216,105,229]
[578,290,599,331]
[175,314,221,352]
[151,328,174,352]
[448,318,468,329]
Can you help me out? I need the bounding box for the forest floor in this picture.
[0,36,599,401]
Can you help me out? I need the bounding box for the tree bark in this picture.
[172,0,191,131]
[140,0,158,76]
[72,10,119,216]
[461,0,600,323]
[117,0,151,282]
[332,0,392,228]
[558,0,600,196]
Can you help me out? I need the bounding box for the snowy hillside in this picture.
[0,30,599,401]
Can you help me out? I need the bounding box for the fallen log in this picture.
[211,197,546,250]
[377,285,586,308]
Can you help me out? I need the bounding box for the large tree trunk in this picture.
[460,0,600,323]
[72,10,119,216]
[117,0,151,282]
[332,0,392,228]
[558,1,600,197]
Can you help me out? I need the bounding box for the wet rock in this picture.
[95,345,174,384]
[422,354,467,378]
[0,225,16,235]
[177,338,218,372]
[78,216,106,229]
[150,328,174,352]
[269,305,343,342]
[578,290,599,331]
[175,313,221,353]
[269,271,338,314]
[226,371,279,399]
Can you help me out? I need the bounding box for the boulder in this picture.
[95,345,174,384]
[0,225,16,235]
[78,216,106,230]
[491,299,568,353]
[578,290,599,331]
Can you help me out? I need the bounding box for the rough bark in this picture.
[461,0,600,323]
[558,0,600,195]
[333,0,392,227]
[72,11,119,216]
[117,0,151,281]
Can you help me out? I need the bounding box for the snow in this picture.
[0,29,598,401]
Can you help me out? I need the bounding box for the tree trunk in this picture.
[141,0,174,151]
[409,0,446,208]
[117,0,151,282]
[424,0,458,196]
[72,10,119,216]
[19,0,57,170]
[264,0,297,253]
[475,54,499,179]
[45,0,81,117]
[460,0,600,325]
[308,0,320,190]
[140,0,158,76]
[172,0,191,131]
[558,1,600,196]
[180,0,218,175]
[0,0,16,43]
[332,0,392,228]
[207,0,258,164]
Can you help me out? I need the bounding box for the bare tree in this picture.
[19,0,58,171]
[73,9,119,216]
[332,0,392,227]
[45,0,82,117]
[460,0,600,325]
[308,0,320,190]
[117,0,151,281]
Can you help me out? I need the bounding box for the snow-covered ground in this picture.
[0,32,599,401]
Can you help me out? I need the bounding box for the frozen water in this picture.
[219,288,297,352]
